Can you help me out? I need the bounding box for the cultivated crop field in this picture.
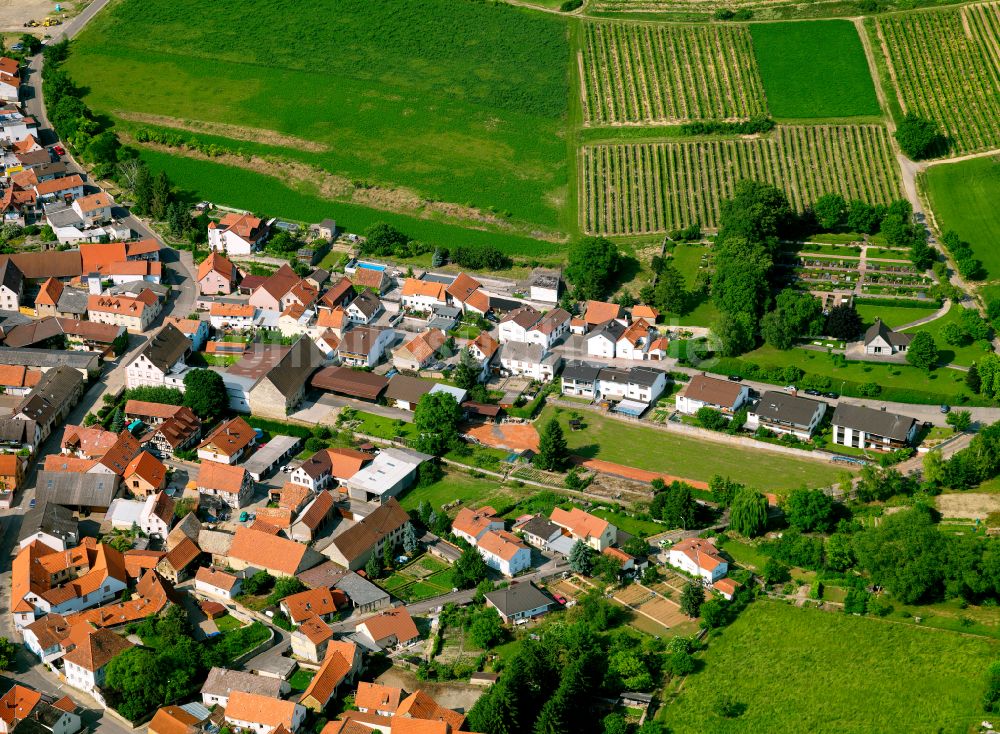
[664,602,999,733]
[750,20,881,119]
[877,4,1000,153]
[581,22,767,125]
[581,125,901,234]
[67,0,572,235]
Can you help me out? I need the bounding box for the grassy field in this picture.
[67,0,573,234]
[138,144,565,257]
[925,157,1000,279]
[877,7,1000,154]
[663,601,999,733]
[749,21,880,119]
[855,302,938,329]
[397,470,521,514]
[540,406,850,490]
[590,507,667,537]
[582,125,900,234]
[715,344,980,404]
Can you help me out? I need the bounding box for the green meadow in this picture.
[67,0,573,234]
[750,21,881,119]
[664,602,999,733]
[925,157,1000,280]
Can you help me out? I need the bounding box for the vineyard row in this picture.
[581,125,902,236]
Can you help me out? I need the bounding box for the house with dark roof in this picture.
[596,365,667,405]
[675,374,750,417]
[296,563,390,614]
[383,374,433,411]
[200,667,285,708]
[338,326,396,368]
[484,582,551,624]
[345,289,382,325]
[863,318,912,356]
[125,323,191,390]
[560,360,602,399]
[832,403,918,450]
[311,366,387,402]
[246,336,324,419]
[291,490,337,542]
[13,365,85,442]
[34,471,119,513]
[498,340,561,381]
[0,257,23,311]
[747,390,827,440]
[325,498,410,571]
[18,501,78,551]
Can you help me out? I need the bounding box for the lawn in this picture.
[855,303,938,330]
[540,406,850,490]
[715,344,981,405]
[213,614,244,633]
[397,469,522,515]
[663,601,1000,733]
[749,21,880,119]
[288,669,315,692]
[137,150,564,256]
[667,243,718,326]
[902,304,994,367]
[925,157,1000,279]
[590,507,667,537]
[68,0,573,236]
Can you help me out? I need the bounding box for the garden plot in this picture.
[613,582,689,630]
[380,554,456,603]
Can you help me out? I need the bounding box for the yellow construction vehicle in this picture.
[42,17,62,27]
[23,19,39,27]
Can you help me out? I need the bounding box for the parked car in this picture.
[805,389,822,396]
[824,392,839,399]
[239,511,249,522]
[941,404,951,414]
[727,375,743,382]
[52,144,65,156]
[29,498,36,509]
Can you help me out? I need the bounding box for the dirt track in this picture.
[580,458,709,489]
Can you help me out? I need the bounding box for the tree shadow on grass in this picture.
[572,443,600,460]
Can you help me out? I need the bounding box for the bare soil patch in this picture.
[466,422,540,452]
[375,667,483,712]
[935,492,1000,519]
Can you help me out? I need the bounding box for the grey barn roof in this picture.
[832,403,917,441]
[18,501,77,544]
[200,667,284,699]
[35,471,119,508]
[139,323,191,373]
[0,346,99,371]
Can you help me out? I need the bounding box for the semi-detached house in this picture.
[746,390,826,440]
[125,323,191,389]
[675,374,750,417]
[831,403,918,451]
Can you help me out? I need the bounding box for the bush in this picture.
[895,113,947,160]
[559,0,583,8]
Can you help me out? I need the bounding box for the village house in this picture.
[451,506,504,546]
[200,668,285,709]
[560,360,602,399]
[863,318,912,356]
[86,290,160,334]
[350,265,391,295]
[208,213,269,255]
[34,175,84,205]
[194,567,242,601]
[222,337,324,418]
[484,582,551,625]
[668,538,728,584]
[280,587,343,625]
[223,691,305,734]
[0,453,24,509]
[344,290,382,325]
[400,278,447,312]
[197,252,242,295]
[338,326,395,368]
[0,258,23,311]
[161,317,209,352]
[18,502,79,552]
[247,265,302,313]
[500,306,544,345]
[124,323,192,390]
[13,366,85,442]
[227,526,323,578]
[197,416,257,464]
[550,506,617,551]
[289,447,370,492]
[0,364,41,398]
[299,640,361,713]
[596,366,668,406]
[138,491,174,538]
[355,606,420,651]
[210,303,256,331]
[383,375,432,412]
[155,536,201,584]
[325,498,411,571]
[137,406,202,458]
[675,374,750,417]
[529,268,561,303]
[290,490,337,543]
[121,452,167,498]
[148,706,204,734]
[519,515,562,550]
[0,57,21,102]
[524,308,571,349]
[467,332,499,375]
[392,329,447,372]
[746,390,827,440]
[290,616,335,663]
[584,300,627,330]
[498,340,561,381]
[477,529,531,577]
[831,403,918,451]
[444,272,482,310]
[63,628,134,695]
[355,682,403,717]
[197,461,254,510]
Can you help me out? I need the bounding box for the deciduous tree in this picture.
[905,331,938,371]
[680,581,705,617]
[729,485,768,537]
[566,237,620,300]
[413,392,463,455]
[182,369,228,424]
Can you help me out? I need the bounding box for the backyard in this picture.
[397,469,523,515]
[539,406,850,490]
[663,601,1000,733]
[378,554,457,603]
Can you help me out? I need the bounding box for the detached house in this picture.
[248,265,302,313]
[584,300,627,330]
[863,318,912,356]
[585,319,625,358]
[210,303,256,330]
[498,341,560,381]
[197,252,241,295]
[87,290,161,334]
[451,506,503,546]
[400,278,447,312]
[746,391,826,440]
[477,529,531,577]
[392,329,447,372]
[34,175,84,204]
[498,306,540,344]
[197,417,256,464]
[325,498,410,571]
[615,318,658,360]
[831,403,918,451]
[354,607,420,651]
[550,506,617,551]
[198,461,254,509]
[208,212,269,256]
[122,452,168,498]
[444,272,482,310]
[63,628,134,695]
[675,374,750,417]
[485,582,551,624]
[668,538,728,584]
[339,326,395,368]
[125,323,191,389]
[345,290,382,325]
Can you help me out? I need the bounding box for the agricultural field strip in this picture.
[581,125,901,234]
[581,21,767,125]
[877,3,1000,154]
